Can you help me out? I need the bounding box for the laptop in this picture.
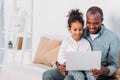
[65,51,101,71]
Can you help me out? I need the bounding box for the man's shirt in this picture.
[83,24,120,76]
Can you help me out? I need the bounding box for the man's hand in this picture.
[91,67,110,78]
[57,63,68,76]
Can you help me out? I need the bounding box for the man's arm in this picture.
[106,37,120,76]
[92,37,120,77]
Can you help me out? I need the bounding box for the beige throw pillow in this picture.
[39,46,60,67]
[33,36,61,67]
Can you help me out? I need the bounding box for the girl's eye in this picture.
[73,29,82,31]
[79,29,83,31]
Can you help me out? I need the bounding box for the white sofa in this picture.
[1,34,66,80]
[1,64,54,80]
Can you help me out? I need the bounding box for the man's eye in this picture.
[94,23,99,25]
[87,22,90,24]
[74,29,77,31]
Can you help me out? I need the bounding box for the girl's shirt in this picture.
[57,35,91,64]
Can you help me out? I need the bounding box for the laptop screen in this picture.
[65,51,101,71]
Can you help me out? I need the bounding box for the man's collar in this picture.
[99,24,105,35]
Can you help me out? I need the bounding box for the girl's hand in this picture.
[57,62,68,76]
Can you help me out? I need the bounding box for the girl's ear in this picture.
[68,28,71,33]
[68,28,72,34]
[68,28,71,31]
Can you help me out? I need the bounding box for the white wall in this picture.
[4,0,120,59]
[33,0,120,56]
[0,0,4,48]
[0,0,4,72]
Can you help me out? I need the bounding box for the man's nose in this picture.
[89,24,95,28]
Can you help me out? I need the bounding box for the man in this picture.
[42,6,120,80]
[83,6,120,80]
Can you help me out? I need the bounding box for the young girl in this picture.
[57,9,96,80]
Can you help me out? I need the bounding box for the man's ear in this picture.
[101,18,104,22]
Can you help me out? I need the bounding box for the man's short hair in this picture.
[87,6,103,18]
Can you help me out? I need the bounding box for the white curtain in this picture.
[0,0,4,74]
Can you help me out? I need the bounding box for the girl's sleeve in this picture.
[57,40,67,64]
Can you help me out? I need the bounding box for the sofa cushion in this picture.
[39,46,60,67]
[33,36,61,67]
[1,64,54,80]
